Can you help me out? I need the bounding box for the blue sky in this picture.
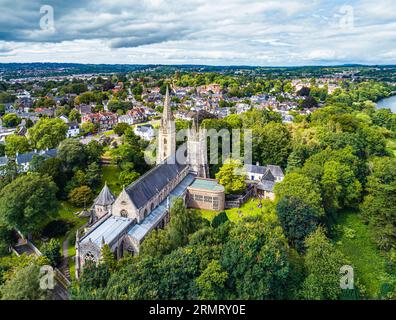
[0,0,395,66]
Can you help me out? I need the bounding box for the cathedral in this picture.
[75,87,223,277]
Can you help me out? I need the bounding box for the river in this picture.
[376,95,396,113]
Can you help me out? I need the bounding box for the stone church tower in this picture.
[157,86,176,164]
[187,116,209,178]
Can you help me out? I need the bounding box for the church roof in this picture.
[80,215,133,248]
[125,160,187,209]
[94,183,116,206]
[128,173,196,242]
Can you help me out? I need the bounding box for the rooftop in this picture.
[80,215,133,248]
[128,173,196,242]
[188,178,224,192]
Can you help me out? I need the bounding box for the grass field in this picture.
[201,198,273,222]
[334,211,395,299]
[101,165,122,195]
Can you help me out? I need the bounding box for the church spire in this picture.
[162,86,173,124]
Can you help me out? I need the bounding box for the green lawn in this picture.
[334,211,395,299]
[201,198,274,223]
[101,165,122,195]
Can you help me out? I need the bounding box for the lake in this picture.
[376,95,396,113]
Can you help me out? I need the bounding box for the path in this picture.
[60,238,71,280]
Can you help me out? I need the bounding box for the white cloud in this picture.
[0,0,395,65]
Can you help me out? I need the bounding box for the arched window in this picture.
[164,138,167,145]
[120,210,128,218]
[150,203,155,212]
[84,251,96,264]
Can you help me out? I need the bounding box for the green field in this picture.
[201,198,274,222]
[334,211,395,299]
[101,165,122,195]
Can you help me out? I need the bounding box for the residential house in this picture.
[82,112,118,130]
[134,124,155,141]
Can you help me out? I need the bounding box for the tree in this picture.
[58,139,87,170]
[301,96,318,109]
[85,140,104,163]
[0,262,50,300]
[114,123,129,136]
[360,157,396,250]
[81,122,96,135]
[0,174,58,235]
[70,261,110,300]
[68,186,94,208]
[100,244,117,272]
[0,104,5,116]
[119,162,140,186]
[215,159,246,194]
[253,122,292,168]
[300,227,347,300]
[275,172,324,216]
[28,118,68,149]
[276,196,320,252]
[168,198,203,248]
[32,157,67,197]
[85,162,102,189]
[1,113,21,128]
[220,218,290,299]
[41,239,62,267]
[195,260,228,300]
[211,211,229,228]
[69,109,81,123]
[5,135,30,156]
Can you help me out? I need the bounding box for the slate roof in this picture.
[261,168,275,182]
[244,164,266,174]
[0,156,8,166]
[94,183,116,206]
[267,165,284,178]
[128,173,196,242]
[80,216,133,248]
[125,160,187,209]
[244,163,284,179]
[16,149,57,164]
[257,180,275,192]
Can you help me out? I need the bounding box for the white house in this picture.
[134,124,155,141]
[67,122,80,138]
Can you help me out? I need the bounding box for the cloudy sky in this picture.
[0,0,395,66]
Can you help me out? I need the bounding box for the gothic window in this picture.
[164,138,167,145]
[121,201,127,206]
[84,251,96,264]
[150,203,155,212]
[120,210,128,218]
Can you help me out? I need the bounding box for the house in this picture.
[67,122,80,138]
[15,148,57,172]
[82,112,118,130]
[118,108,147,125]
[59,115,69,123]
[134,124,155,141]
[245,163,285,200]
[77,104,92,115]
